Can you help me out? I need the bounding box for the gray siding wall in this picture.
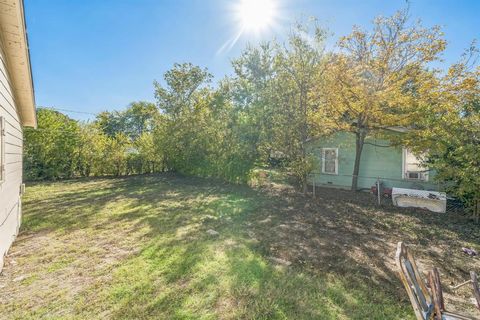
[0,41,23,273]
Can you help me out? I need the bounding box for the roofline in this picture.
[18,0,36,127]
[386,126,410,133]
[0,0,37,128]
[305,126,410,143]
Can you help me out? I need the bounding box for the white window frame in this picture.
[0,116,4,183]
[402,148,428,182]
[321,148,338,175]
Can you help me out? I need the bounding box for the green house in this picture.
[307,132,441,191]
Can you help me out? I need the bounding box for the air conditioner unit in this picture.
[406,171,427,181]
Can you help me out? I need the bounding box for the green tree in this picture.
[75,122,109,177]
[25,105,162,180]
[96,110,125,138]
[122,101,158,139]
[272,20,327,192]
[153,63,257,182]
[402,49,480,220]
[153,63,212,174]
[96,101,158,140]
[230,20,327,191]
[104,133,130,176]
[231,43,277,162]
[154,63,212,118]
[24,108,80,180]
[134,132,158,173]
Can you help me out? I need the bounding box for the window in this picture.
[322,148,338,175]
[0,116,4,182]
[403,148,428,181]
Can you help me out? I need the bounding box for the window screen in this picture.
[322,148,338,174]
[403,149,428,181]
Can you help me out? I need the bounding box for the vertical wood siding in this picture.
[0,40,23,273]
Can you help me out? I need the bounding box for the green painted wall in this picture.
[307,132,440,191]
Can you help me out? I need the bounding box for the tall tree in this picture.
[231,43,277,161]
[153,63,212,172]
[154,63,212,118]
[230,21,327,190]
[273,20,327,192]
[320,8,446,190]
[154,63,258,182]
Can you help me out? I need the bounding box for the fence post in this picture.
[376,177,381,206]
[312,174,316,198]
[475,199,479,224]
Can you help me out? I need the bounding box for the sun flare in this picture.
[235,0,278,33]
[218,0,281,54]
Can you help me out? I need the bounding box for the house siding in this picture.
[308,132,440,191]
[0,40,23,273]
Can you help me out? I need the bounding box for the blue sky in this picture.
[25,0,480,120]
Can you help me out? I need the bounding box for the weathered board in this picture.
[0,39,23,273]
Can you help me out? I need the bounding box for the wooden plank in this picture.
[5,153,21,164]
[0,45,22,128]
[472,272,480,310]
[4,141,22,154]
[0,188,20,227]
[5,130,22,144]
[5,128,22,142]
[0,201,19,266]
[4,117,23,137]
[5,165,21,177]
[428,268,444,319]
[0,92,21,127]
[0,45,16,100]
[0,55,14,98]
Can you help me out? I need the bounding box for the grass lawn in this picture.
[0,174,479,319]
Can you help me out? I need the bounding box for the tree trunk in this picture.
[351,130,366,191]
[300,87,308,195]
[162,158,167,172]
[302,176,308,194]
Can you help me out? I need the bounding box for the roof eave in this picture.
[0,0,36,128]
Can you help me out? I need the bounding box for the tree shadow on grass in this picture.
[18,174,480,319]
[104,236,218,319]
[223,244,413,320]
[91,179,412,318]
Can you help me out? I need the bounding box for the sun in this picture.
[235,0,278,34]
[218,0,282,54]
